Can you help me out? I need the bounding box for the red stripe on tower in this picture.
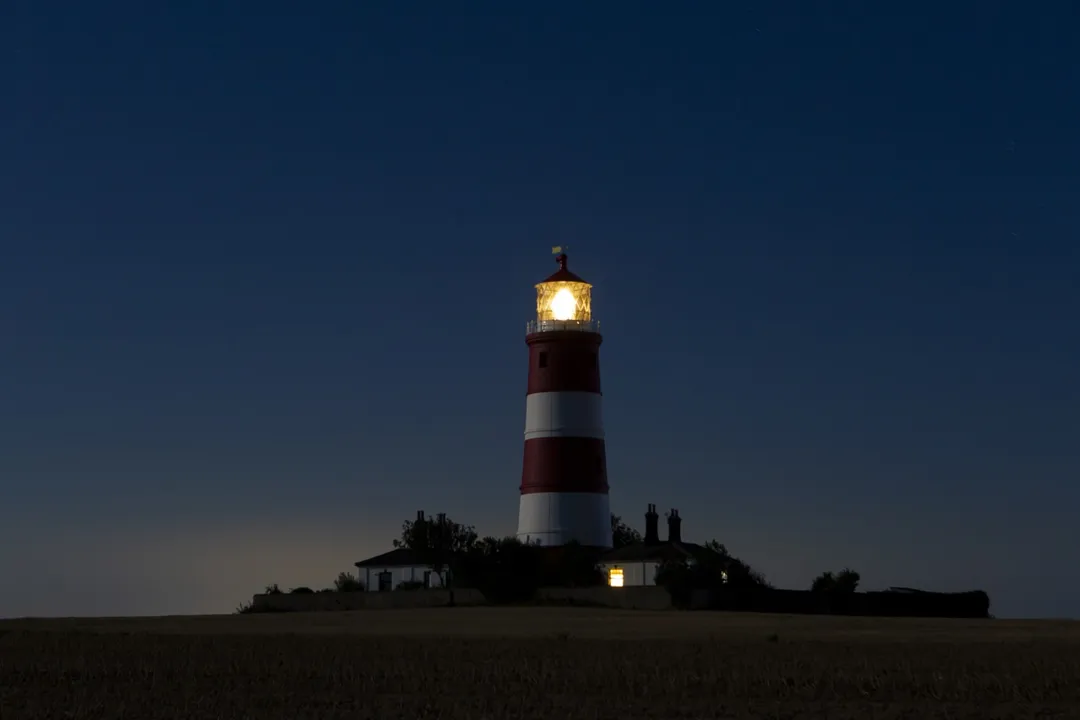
[517,250,612,548]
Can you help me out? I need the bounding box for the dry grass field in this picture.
[2,608,1079,719]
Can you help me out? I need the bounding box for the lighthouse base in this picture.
[516,492,612,548]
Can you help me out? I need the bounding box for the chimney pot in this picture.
[644,503,660,545]
[666,508,682,543]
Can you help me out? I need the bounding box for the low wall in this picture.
[251,589,487,612]
[251,586,989,618]
[689,588,991,618]
[252,587,671,612]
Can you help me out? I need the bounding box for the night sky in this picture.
[2,2,1077,619]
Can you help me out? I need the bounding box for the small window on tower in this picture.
[538,352,548,368]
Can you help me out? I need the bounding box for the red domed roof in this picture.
[540,253,589,284]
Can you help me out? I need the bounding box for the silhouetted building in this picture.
[600,505,726,587]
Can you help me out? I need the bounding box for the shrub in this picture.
[654,560,696,607]
[234,601,292,614]
[333,572,365,592]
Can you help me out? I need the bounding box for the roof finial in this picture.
[552,245,568,270]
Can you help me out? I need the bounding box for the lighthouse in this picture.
[517,248,612,548]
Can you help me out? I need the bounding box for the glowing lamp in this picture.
[550,287,577,320]
[534,253,593,324]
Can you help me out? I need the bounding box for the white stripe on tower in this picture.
[523,391,605,440]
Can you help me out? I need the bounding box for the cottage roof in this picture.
[354,548,431,568]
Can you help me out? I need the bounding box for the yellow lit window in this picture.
[608,567,624,588]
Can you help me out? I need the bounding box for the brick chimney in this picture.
[643,504,660,544]
[416,510,425,522]
[666,508,682,543]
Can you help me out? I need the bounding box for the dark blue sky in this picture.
[2,2,1077,618]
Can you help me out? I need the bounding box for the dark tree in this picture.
[655,537,771,605]
[393,511,478,605]
[835,568,860,592]
[455,535,542,603]
[703,539,729,556]
[610,513,642,549]
[811,568,860,593]
[550,540,605,587]
[702,539,771,589]
[452,534,603,602]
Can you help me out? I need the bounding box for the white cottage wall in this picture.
[359,565,446,592]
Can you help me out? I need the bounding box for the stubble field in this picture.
[2,608,1078,719]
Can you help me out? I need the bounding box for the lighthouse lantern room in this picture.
[517,248,612,549]
[531,267,593,328]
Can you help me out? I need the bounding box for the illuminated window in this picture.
[608,567,624,588]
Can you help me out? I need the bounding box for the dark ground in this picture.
[2,609,1077,719]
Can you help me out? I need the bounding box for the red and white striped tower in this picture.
[517,248,612,548]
